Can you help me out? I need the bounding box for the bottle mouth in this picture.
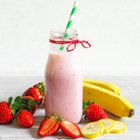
[50,29,78,40]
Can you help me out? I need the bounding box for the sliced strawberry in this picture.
[60,121,81,138]
[38,116,60,137]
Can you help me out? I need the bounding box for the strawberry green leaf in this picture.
[13,96,22,110]
[21,98,29,104]
[21,103,31,112]
[83,101,95,111]
[29,100,38,107]
[8,97,13,106]
[87,100,90,105]
[14,96,22,104]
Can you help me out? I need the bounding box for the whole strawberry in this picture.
[22,87,43,105]
[33,82,45,96]
[83,101,108,122]
[16,110,34,128]
[0,101,14,124]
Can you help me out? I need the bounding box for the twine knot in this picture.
[49,39,91,52]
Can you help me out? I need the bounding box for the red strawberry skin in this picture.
[16,110,34,128]
[33,82,45,96]
[60,121,81,138]
[86,104,108,122]
[0,101,14,124]
[22,87,43,105]
[38,117,60,137]
[22,96,38,114]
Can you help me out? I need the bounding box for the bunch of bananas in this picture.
[83,78,134,117]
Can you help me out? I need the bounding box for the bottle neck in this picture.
[49,41,69,53]
[49,30,78,53]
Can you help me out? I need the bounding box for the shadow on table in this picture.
[30,128,70,139]
[107,112,124,121]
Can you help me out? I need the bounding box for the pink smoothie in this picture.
[45,52,83,123]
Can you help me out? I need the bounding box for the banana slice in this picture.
[111,121,126,133]
[100,119,116,133]
[81,121,104,139]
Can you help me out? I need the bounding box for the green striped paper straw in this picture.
[60,0,77,50]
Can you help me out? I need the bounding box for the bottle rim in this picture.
[50,29,78,40]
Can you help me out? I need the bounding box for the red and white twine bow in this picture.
[49,39,91,52]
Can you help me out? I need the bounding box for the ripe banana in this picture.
[83,82,134,117]
[83,78,121,95]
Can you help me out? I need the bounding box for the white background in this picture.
[0,0,140,76]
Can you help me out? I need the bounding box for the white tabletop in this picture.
[0,76,139,140]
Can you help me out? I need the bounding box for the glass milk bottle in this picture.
[44,30,83,123]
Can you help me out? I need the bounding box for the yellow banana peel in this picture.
[83,82,134,117]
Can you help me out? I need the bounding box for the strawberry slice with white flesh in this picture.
[38,116,60,137]
[60,120,81,138]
